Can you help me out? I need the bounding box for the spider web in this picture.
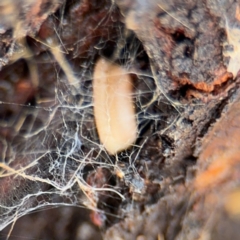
[1,0,237,238]
[0,0,174,234]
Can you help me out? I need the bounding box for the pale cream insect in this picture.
[93,58,137,155]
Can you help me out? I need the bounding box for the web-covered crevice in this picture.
[0,0,166,231]
[1,0,239,238]
[0,0,191,232]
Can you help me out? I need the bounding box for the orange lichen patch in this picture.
[195,94,240,190]
[208,71,233,88]
[194,81,215,92]
[178,71,233,93]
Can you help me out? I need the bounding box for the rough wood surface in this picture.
[0,0,240,239]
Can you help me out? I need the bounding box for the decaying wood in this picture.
[0,0,240,239]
